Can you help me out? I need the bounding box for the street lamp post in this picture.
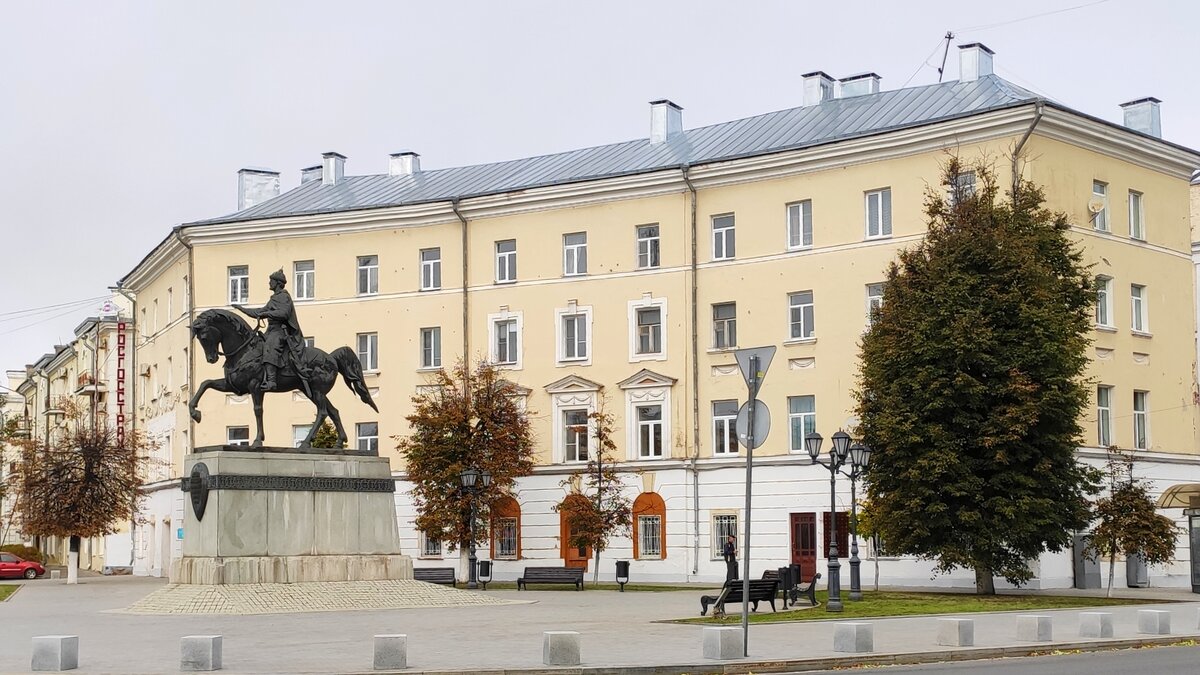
[459,466,493,590]
[804,430,870,612]
[845,442,872,601]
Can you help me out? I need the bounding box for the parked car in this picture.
[0,552,46,579]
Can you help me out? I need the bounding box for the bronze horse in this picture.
[188,309,378,448]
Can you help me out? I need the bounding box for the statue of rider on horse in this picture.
[188,268,378,449]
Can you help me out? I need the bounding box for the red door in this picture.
[790,513,817,580]
[822,511,851,561]
[559,495,591,570]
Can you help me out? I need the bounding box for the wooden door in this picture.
[559,495,591,570]
[790,513,817,580]
[822,511,851,560]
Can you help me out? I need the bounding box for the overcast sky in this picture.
[2,0,1197,383]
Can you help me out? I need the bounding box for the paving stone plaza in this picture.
[4,575,1200,673]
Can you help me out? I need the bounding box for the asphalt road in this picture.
[800,645,1200,674]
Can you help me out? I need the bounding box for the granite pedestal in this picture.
[173,447,412,584]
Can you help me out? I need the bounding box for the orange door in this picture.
[559,495,591,570]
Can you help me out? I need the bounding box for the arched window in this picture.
[490,495,521,560]
[632,492,666,560]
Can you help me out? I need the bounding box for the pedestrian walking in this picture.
[723,534,738,582]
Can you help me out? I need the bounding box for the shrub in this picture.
[1,544,45,563]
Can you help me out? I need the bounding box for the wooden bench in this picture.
[699,578,780,617]
[516,566,584,590]
[761,568,822,608]
[413,567,457,587]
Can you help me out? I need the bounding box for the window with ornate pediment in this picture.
[618,369,677,461]
[545,374,603,464]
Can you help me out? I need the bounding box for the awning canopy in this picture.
[1157,484,1200,509]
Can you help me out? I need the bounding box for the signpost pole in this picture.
[740,355,758,657]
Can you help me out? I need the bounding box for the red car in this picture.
[0,552,45,579]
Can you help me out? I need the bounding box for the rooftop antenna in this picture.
[936,31,955,82]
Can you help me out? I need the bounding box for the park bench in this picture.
[762,568,822,607]
[516,566,584,590]
[413,567,458,587]
[699,578,779,617]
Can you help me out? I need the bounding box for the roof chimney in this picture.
[1119,98,1162,138]
[321,152,346,185]
[958,43,994,82]
[802,71,835,106]
[301,165,322,184]
[838,73,881,98]
[236,168,280,210]
[649,100,683,144]
[389,151,421,176]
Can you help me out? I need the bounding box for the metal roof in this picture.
[193,75,1042,226]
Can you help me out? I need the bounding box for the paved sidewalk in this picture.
[1,576,1199,673]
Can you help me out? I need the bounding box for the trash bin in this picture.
[477,560,493,590]
[615,560,630,591]
[1126,552,1149,588]
[777,566,795,607]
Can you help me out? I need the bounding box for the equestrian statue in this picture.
[188,269,378,448]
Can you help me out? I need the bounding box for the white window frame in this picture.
[357,332,378,371]
[421,533,443,558]
[788,291,815,341]
[548,378,598,464]
[292,424,311,448]
[356,422,379,454]
[420,327,441,369]
[1096,385,1112,447]
[563,232,588,276]
[636,404,664,459]
[1092,181,1109,232]
[420,248,441,291]
[357,255,379,296]
[712,214,735,260]
[1133,390,1149,450]
[487,309,524,369]
[495,240,517,284]
[637,224,660,269]
[866,283,884,324]
[712,400,739,456]
[628,295,668,362]
[622,376,672,462]
[787,200,813,250]
[228,266,249,304]
[1095,276,1113,328]
[638,514,663,559]
[1131,284,1148,333]
[555,303,593,366]
[226,426,250,446]
[712,302,737,350]
[293,260,315,300]
[1128,190,1144,240]
[788,395,816,453]
[494,517,519,559]
[711,512,739,559]
[562,408,591,463]
[865,188,892,239]
[948,171,976,205]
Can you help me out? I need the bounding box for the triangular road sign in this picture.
[734,346,776,395]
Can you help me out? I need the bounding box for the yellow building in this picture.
[119,44,1200,587]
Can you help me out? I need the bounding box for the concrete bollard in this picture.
[32,635,78,672]
[542,631,580,666]
[702,626,743,660]
[1016,615,1052,642]
[1137,609,1171,635]
[936,618,974,646]
[180,635,222,671]
[373,635,407,670]
[833,623,873,653]
[50,570,61,580]
[1079,612,1113,638]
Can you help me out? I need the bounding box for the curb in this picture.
[346,635,1198,675]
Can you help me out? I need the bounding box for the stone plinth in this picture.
[833,623,873,653]
[543,631,581,666]
[937,618,974,646]
[181,635,222,671]
[1138,609,1171,635]
[32,635,78,672]
[702,626,743,660]
[174,448,411,584]
[1016,615,1052,641]
[373,635,407,670]
[1079,612,1113,638]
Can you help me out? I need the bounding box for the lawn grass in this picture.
[0,585,18,602]
[478,581,694,592]
[670,590,1163,625]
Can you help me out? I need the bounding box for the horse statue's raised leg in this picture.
[188,378,234,424]
[251,390,266,448]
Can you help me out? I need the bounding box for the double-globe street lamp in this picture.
[804,430,872,611]
[459,466,493,590]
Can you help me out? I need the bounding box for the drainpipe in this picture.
[1011,101,1044,196]
[682,165,700,576]
[452,200,470,371]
